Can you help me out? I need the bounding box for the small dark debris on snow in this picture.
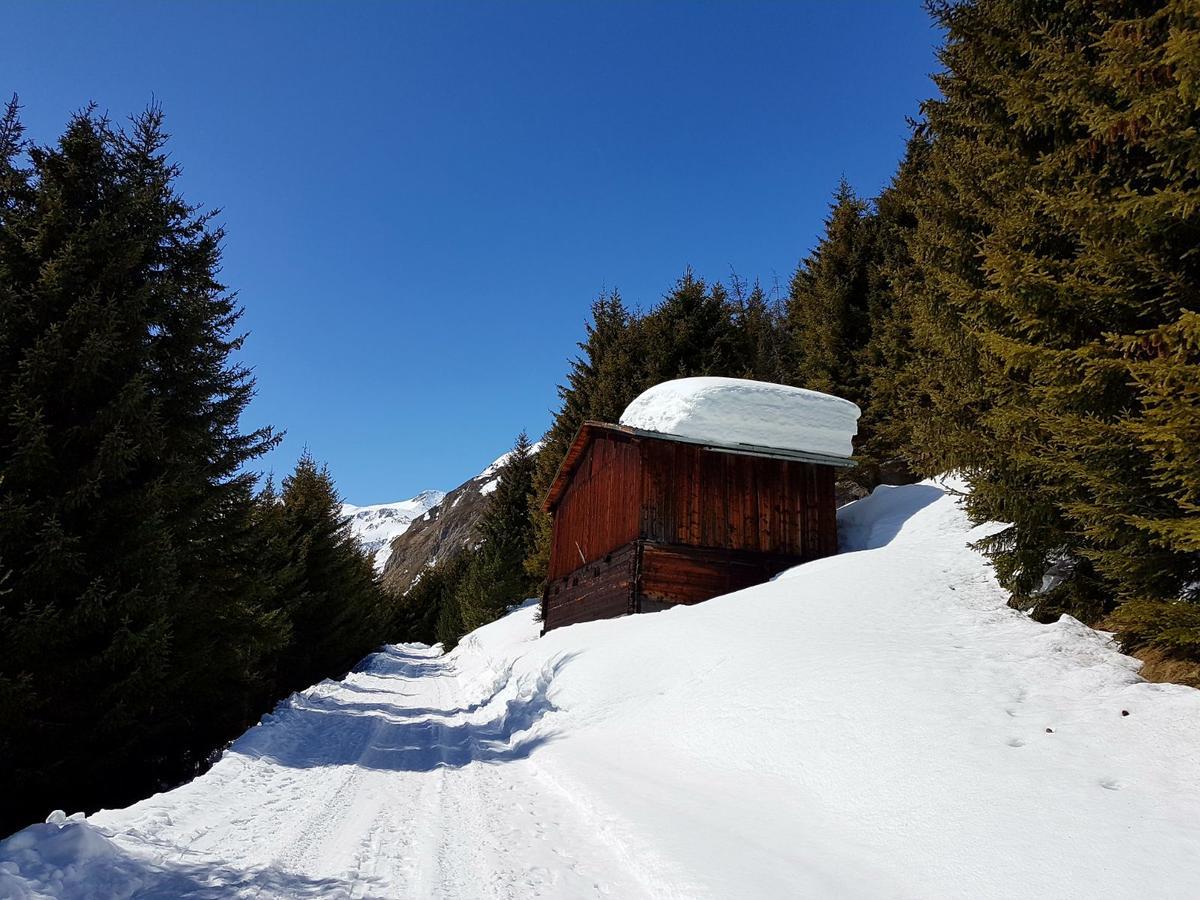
[1046,727,1054,733]
[1121,709,1130,716]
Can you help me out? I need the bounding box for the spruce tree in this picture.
[0,102,281,830]
[457,432,538,636]
[640,269,741,384]
[274,451,385,690]
[395,551,467,647]
[854,135,930,484]
[785,179,875,405]
[731,276,788,384]
[526,293,643,582]
[901,0,1200,650]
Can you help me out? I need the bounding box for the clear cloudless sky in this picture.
[4,2,942,504]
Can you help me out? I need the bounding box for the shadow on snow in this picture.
[838,483,947,552]
[229,647,575,773]
[87,851,395,900]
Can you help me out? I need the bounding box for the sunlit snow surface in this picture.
[619,376,861,458]
[4,480,1199,898]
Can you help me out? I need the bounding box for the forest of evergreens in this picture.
[1,0,1197,837]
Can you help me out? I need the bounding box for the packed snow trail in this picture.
[4,479,1200,898]
[0,645,656,899]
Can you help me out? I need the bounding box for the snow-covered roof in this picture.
[619,377,860,461]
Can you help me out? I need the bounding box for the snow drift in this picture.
[4,480,1199,898]
[619,376,861,459]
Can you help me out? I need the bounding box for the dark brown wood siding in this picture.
[543,542,637,630]
[541,425,843,632]
[546,431,641,582]
[638,438,837,557]
[638,543,805,608]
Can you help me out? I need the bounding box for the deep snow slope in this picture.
[341,490,446,571]
[4,481,1199,899]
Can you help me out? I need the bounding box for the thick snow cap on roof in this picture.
[619,376,861,459]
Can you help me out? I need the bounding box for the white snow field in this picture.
[4,480,1200,899]
[619,376,861,458]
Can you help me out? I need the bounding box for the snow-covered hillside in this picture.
[4,480,1199,898]
[341,490,445,571]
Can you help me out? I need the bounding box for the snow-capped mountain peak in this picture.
[473,440,544,496]
[341,489,446,571]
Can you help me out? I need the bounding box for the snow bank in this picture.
[619,376,861,459]
[0,813,138,900]
[4,481,1199,898]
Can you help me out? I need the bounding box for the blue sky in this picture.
[4,2,941,504]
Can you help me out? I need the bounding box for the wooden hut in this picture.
[540,420,854,632]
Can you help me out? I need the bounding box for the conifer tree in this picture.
[526,293,643,581]
[457,432,538,636]
[0,102,281,830]
[395,551,468,647]
[731,276,787,384]
[640,270,741,384]
[785,179,875,405]
[902,0,1200,650]
[854,135,929,483]
[434,568,467,650]
[274,451,385,690]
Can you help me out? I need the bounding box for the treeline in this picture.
[892,0,1198,671]
[415,0,1200,680]
[392,432,539,650]
[0,104,388,834]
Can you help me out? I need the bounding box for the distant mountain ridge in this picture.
[379,443,541,595]
[341,489,446,571]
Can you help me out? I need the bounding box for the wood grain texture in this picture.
[543,542,637,630]
[541,424,840,632]
[545,430,640,582]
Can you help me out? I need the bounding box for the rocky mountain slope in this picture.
[380,446,538,595]
[341,490,446,571]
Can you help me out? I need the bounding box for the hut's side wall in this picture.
[638,439,838,557]
[546,431,641,583]
[542,542,637,631]
[638,543,806,609]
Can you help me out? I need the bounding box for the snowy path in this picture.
[65,646,654,899]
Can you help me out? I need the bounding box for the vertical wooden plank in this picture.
[758,460,771,553]
[802,463,812,558]
[822,465,837,555]
[739,454,751,550]
[810,463,820,557]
